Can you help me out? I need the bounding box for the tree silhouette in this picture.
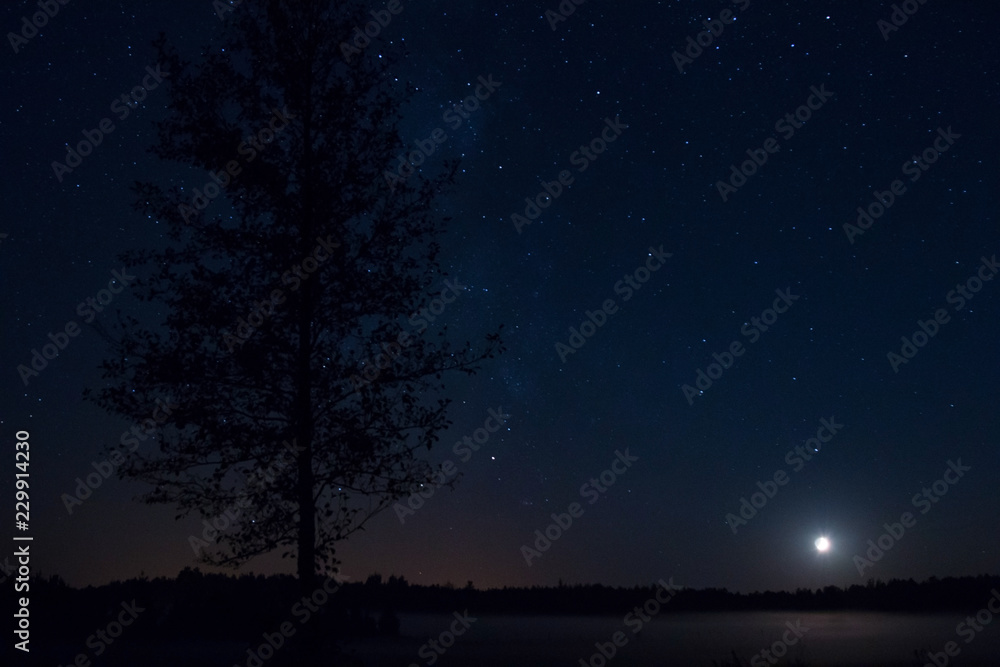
[87,0,502,611]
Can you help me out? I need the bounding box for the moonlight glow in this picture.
[815,537,831,552]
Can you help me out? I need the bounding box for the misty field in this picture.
[343,611,1000,666]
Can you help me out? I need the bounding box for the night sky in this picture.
[3,0,999,597]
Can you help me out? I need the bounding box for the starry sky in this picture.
[2,0,998,595]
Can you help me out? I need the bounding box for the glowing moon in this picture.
[815,536,831,552]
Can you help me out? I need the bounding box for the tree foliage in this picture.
[87,0,504,590]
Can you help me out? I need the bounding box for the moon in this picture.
[815,536,831,552]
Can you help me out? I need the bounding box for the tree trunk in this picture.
[294,65,321,663]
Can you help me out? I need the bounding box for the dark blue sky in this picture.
[2,0,998,594]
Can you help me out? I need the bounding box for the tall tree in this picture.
[87,0,503,601]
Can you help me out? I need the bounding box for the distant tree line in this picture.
[23,569,1000,653]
